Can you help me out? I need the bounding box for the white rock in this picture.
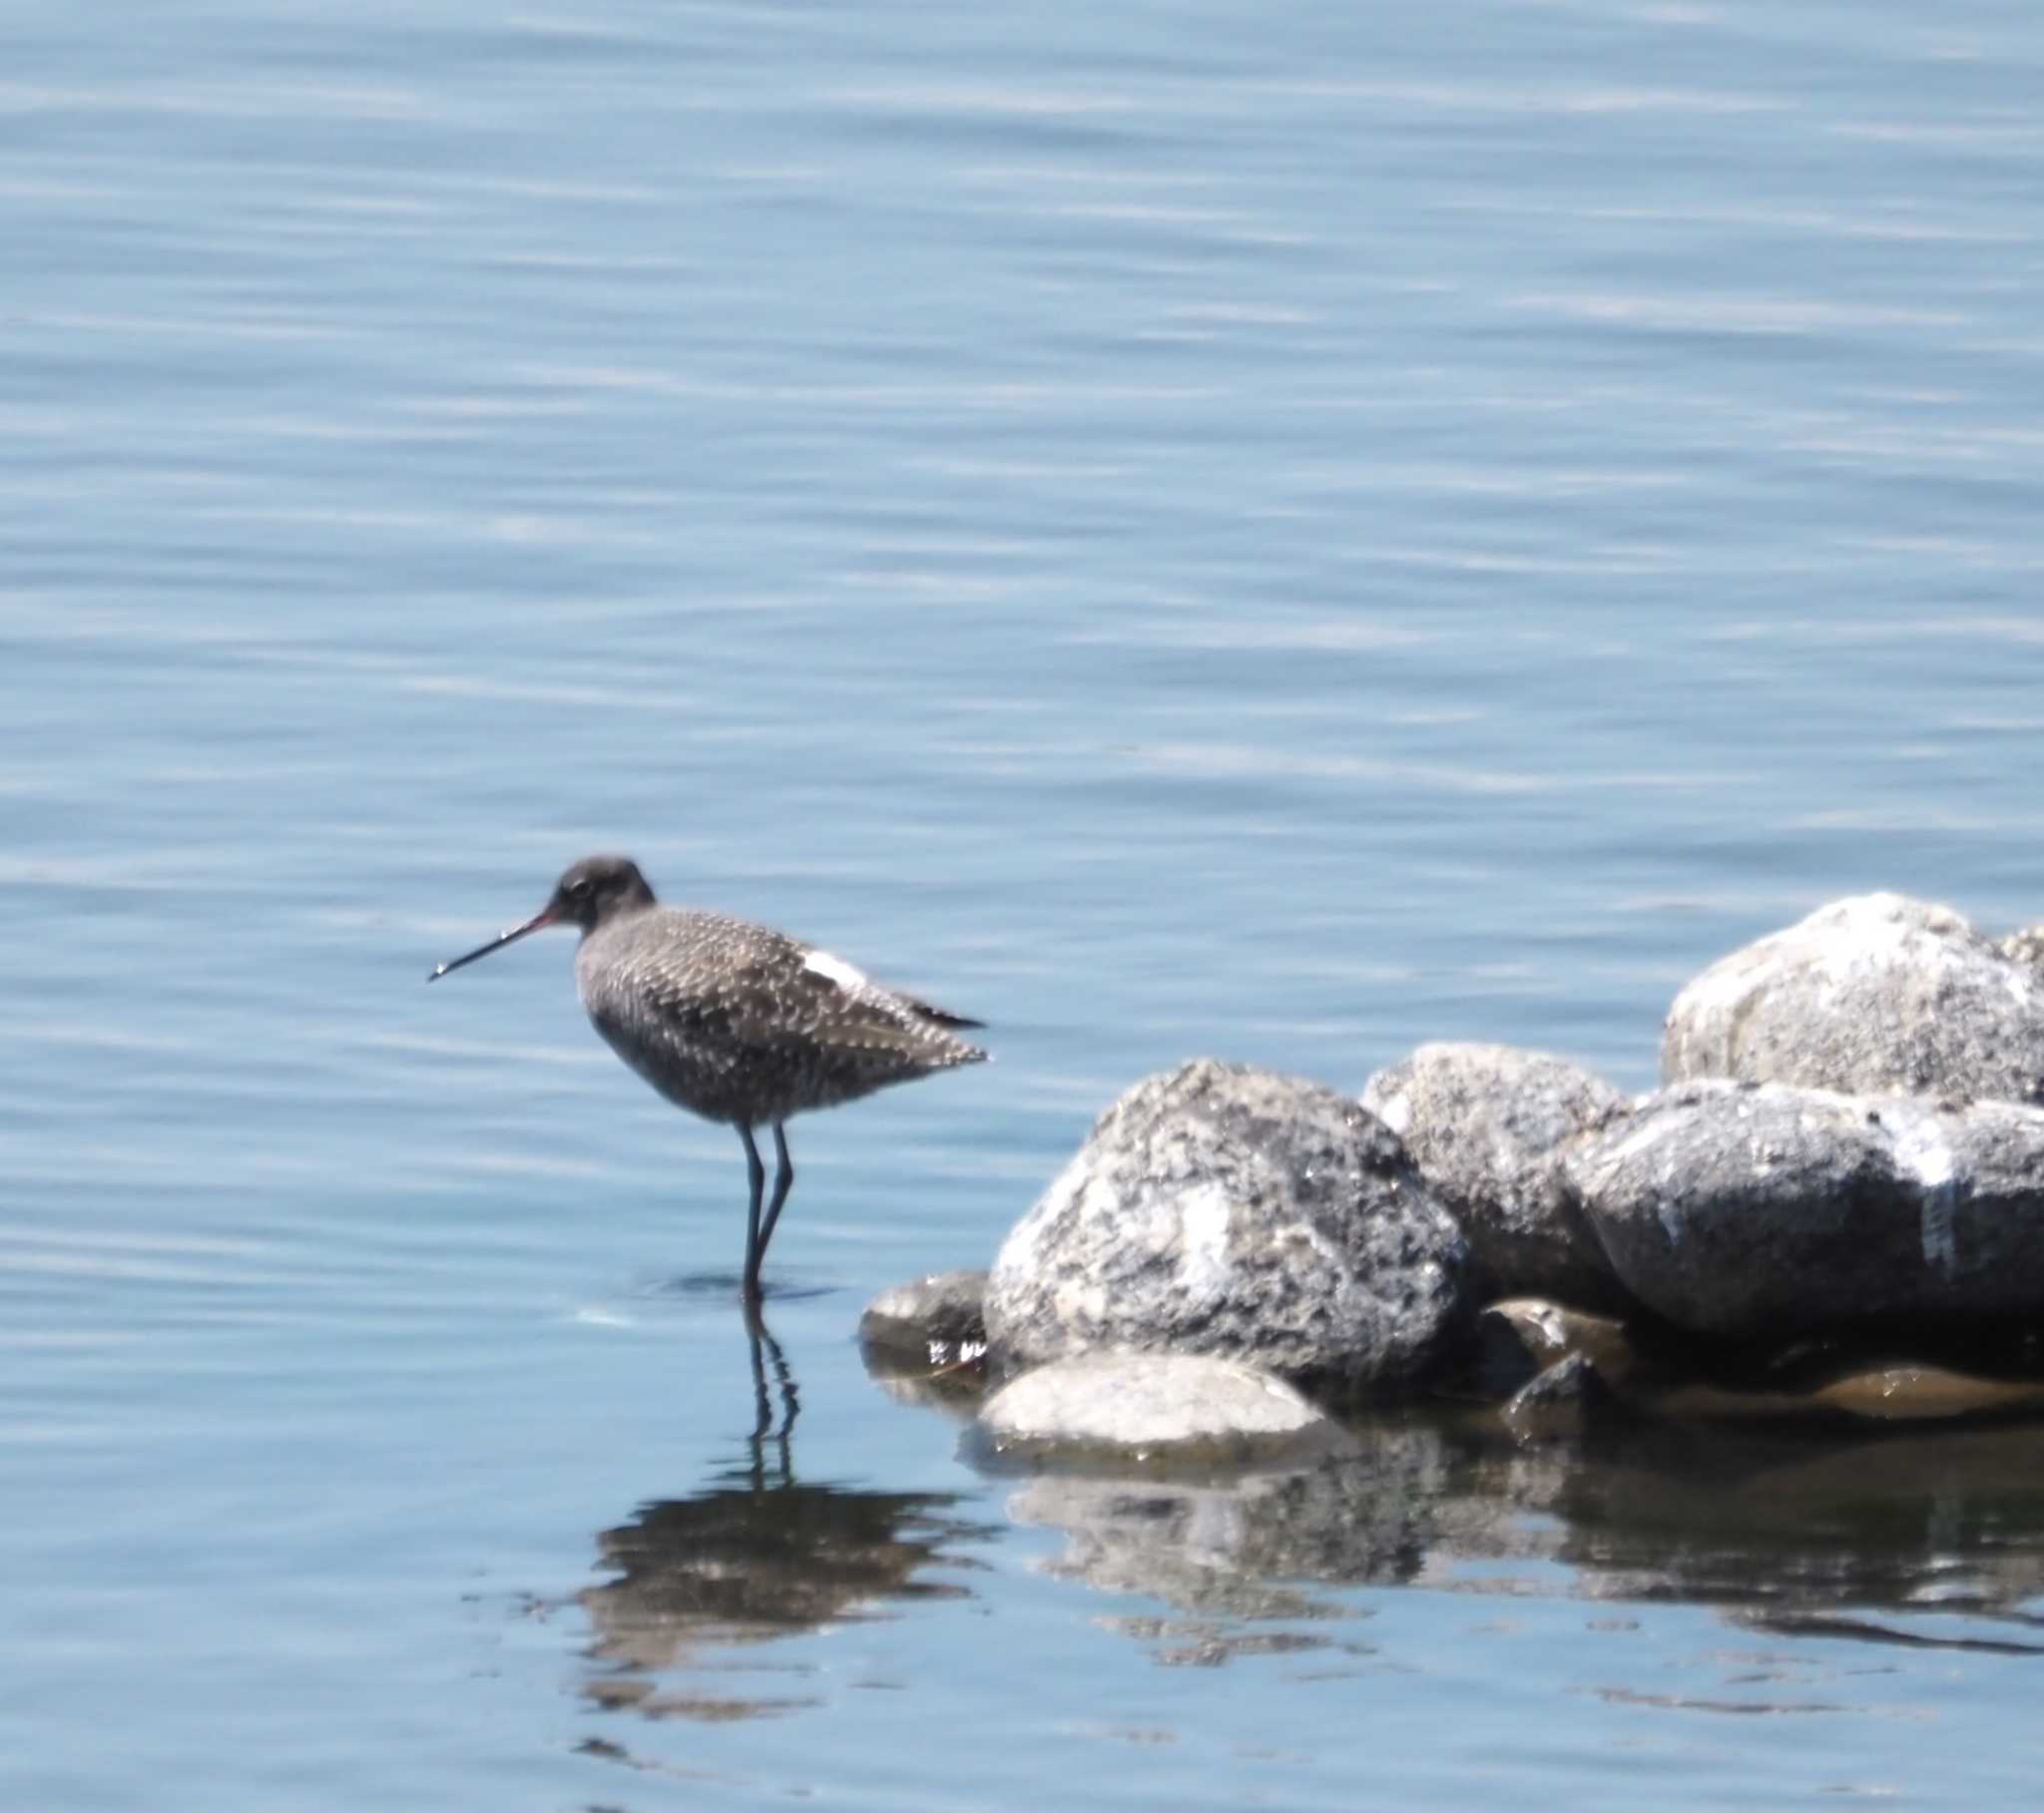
[976,1353,1354,1468]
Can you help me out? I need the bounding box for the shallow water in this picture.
[7,0,2044,1805]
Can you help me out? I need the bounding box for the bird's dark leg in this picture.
[756,1122,795,1272]
[739,1123,766,1300]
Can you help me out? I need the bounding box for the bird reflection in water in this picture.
[741,1296,797,1483]
[578,1303,993,1721]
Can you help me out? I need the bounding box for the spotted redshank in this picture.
[429,854,986,1298]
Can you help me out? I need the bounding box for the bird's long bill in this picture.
[427,904,560,981]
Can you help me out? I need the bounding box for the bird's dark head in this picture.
[545,853,657,932]
[427,853,658,982]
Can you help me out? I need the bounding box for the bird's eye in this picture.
[566,878,592,900]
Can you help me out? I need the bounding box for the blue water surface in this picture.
[6,0,2044,1806]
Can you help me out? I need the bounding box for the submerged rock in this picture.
[1796,1364,2044,1424]
[985,1060,1472,1388]
[1567,1080,2044,1340]
[1643,1363,2044,1426]
[1362,1042,1629,1307]
[973,1353,1353,1470]
[1662,892,2044,1104]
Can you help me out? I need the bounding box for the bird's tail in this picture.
[902,994,985,1032]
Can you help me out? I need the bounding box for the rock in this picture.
[1801,1364,2044,1424]
[985,1060,1472,1387]
[2001,926,2044,974]
[1566,1080,2044,1340]
[1483,1293,2044,1428]
[858,1270,990,1413]
[857,1270,988,1368]
[1483,1297,1643,1385]
[1500,1352,1621,1440]
[1662,892,2044,1104]
[1362,1042,1629,1306]
[1645,1362,2044,1427]
[1459,1294,1642,1401]
[973,1353,1354,1470]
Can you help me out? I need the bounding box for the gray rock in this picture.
[1567,1080,2044,1340]
[985,1060,1472,1387]
[1362,1042,1630,1307]
[1662,892,2044,1104]
[857,1270,988,1367]
[973,1353,1354,1470]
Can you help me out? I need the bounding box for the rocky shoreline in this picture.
[862,893,2044,1465]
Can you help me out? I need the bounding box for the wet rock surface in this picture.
[985,1060,1472,1388]
[1501,1352,1622,1441]
[973,1352,1354,1469]
[1566,1080,2044,1340]
[1362,1041,1629,1307]
[1662,892,2044,1104]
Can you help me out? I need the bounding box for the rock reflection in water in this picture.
[578,1311,994,1720]
[1523,1419,2044,1651]
[998,1419,1447,1666]
[989,1406,2044,1666]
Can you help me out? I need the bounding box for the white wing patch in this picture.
[802,949,869,993]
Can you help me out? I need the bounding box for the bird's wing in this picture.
[727,950,980,1055]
